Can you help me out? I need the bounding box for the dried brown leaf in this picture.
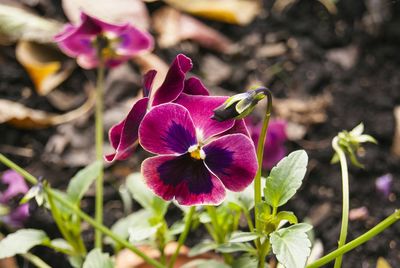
[165,0,260,25]
[16,41,75,96]
[62,0,150,30]
[376,257,392,268]
[0,2,61,44]
[273,92,332,125]
[391,106,400,157]
[0,87,95,129]
[153,7,233,53]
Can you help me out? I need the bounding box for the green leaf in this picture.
[270,223,312,268]
[49,238,74,252]
[216,243,255,253]
[225,181,254,210]
[106,209,151,245]
[229,232,259,243]
[0,229,48,258]
[82,249,113,268]
[126,173,169,215]
[67,161,102,203]
[232,256,259,268]
[275,211,298,225]
[128,223,161,243]
[264,150,308,207]
[188,241,217,257]
[182,259,230,268]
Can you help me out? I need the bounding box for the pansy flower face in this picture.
[139,94,258,206]
[0,170,29,228]
[55,12,153,69]
[106,54,209,162]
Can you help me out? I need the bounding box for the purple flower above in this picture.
[0,170,29,228]
[54,12,153,69]
[246,118,287,169]
[138,94,258,206]
[375,173,393,198]
[106,54,209,162]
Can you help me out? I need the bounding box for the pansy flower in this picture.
[246,118,287,169]
[0,170,29,228]
[139,94,258,205]
[106,54,209,162]
[54,12,153,69]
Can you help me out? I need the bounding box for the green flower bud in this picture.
[212,87,268,122]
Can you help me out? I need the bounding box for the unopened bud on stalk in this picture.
[212,87,270,122]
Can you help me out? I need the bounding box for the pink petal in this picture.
[183,77,209,96]
[142,155,226,205]
[143,70,157,97]
[176,94,235,140]
[105,97,149,162]
[1,170,29,203]
[151,54,192,106]
[204,134,257,192]
[139,103,197,155]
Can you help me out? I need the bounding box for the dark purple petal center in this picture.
[157,154,213,195]
[204,145,234,176]
[161,121,196,154]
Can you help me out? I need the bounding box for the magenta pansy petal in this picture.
[55,12,153,69]
[176,94,235,140]
[142,155,226,205]
[221,119,250,137]
[263,145,286,169]
[143,70,157,97]
[105,97,149,162]
[183,77,209,96]
[115,27,154,55]
[0,170,29,203]
[55,26,94,58]
[151,54,193,106]
[139,103,197,155]
[204,134,257,192]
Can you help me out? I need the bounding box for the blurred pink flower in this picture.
[0,170,29,228]
[375,173,393,198]
[246,118,287,169]
[55,12,153,69]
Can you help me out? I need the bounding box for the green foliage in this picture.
[126,173,169,215]
[188,241,218,257]
[107,209,152,245]
[264,150,308,208]
[82,249,113,268]
[270,223,312,268]
[67,161,102,204]
[0,229,49,258]
[182,259,230,268]
[228,232,259,243]
[216,242,255,254]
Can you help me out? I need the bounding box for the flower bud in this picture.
[212,88,268,122]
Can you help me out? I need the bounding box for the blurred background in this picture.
[0,0,399,267]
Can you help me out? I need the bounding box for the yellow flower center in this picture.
[188,145,205,160]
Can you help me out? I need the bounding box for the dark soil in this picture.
[1,0,400,267]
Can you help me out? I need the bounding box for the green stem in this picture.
[307,210,400,268]
[21,253,52,268]
[332,137,349,268]
[168,207,195,268]
[254,89,272,230]
[258,240,270,268]
[243,209,254,232]
[95,62,105,249]
[206,206,223,243]
[253,88,272,262]
[0,154,164,268]
[46,192,83,255]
